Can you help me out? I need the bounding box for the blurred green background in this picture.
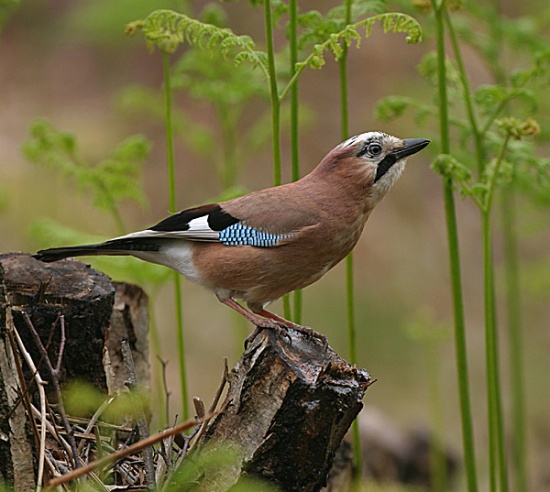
[1,0,549,490]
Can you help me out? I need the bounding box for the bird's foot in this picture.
[217,298,327,349]
[244,319,291,348]
[281,321,328,350]
[252,308,328,350]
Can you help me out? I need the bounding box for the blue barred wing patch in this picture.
[219,223,292,247]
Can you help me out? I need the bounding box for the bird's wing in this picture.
[110,201,314,248]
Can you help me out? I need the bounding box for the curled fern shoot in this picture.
[126,9,268,78]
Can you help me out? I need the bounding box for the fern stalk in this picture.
[289,0,302,323]
[445,9,501,489]
[163,53,189,420]
[482,135,511,492]
[501,182,528,492]
[447,4,510,487]
[338,0,362,480]
[444,9,485,175]
[262,0,290,320]
[486,2,528,486]
[102,188,126,236]
[264,0,282,187]
[289,0,300,184]
[431,2,479,491]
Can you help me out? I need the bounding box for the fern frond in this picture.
[22,119,150,227]
[126,9,268,76]
[282,13,422,99]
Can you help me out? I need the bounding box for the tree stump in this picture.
[0,253,149,490]
[196,328,371,492]
[1,253,371,492]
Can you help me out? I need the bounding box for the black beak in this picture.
[391,138,431,160]
[374,138,430,183]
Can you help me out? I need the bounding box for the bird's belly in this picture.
[191,241,346,306]
[133,241,204,286]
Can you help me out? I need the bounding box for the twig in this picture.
[193,397,205,420]
[44,413,217,490]
[188,358,229,452]
[4,332,41,470]
[30,404,73,461]
[11,315,48,492]
[22,311,81,470]
[121,337,155,489]
[68,416,133,432]
[77,395,116,455]
[157,356,171,426]
[42,313,60,365]
[155,432,173,487]
[55,315,66,374]
[33,418,110,492]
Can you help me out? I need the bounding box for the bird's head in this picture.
[314,132,430,207]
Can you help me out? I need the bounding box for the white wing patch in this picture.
[110,214,220,242]
[185,215,218,239]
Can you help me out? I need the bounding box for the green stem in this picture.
[163,52,189,420]
[483,136,510,492]
[289,0,299,184]
[289,0,302,324]
[283,295,292,321]
[163,54,177,213]
[501,182,528,492]
[482,207,509,492]
[339,0,362,480]
[449,10,509,485]
[345,254,356,363]
[110,205,126,236]
[264,0,289,319]
[483,210,498,492]
[428,342,448,492]
[432,2,479,491]
[483,2,525,485]
[444,9,485,176]
[264,0,282,187]
[279,13,415,102]
[484,135,510,213]
[443,177,478,492]
[480,98,509,137]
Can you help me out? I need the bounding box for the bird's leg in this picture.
[216,297,288,347]
[250,307,328,349]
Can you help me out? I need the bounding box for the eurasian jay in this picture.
[35,132,429,345]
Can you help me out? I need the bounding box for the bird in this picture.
[35,132,430,346]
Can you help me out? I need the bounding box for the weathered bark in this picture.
[197,328,371,492]
[106,282,150,392]
[0,262,36,492]
[1,253,370,492]
[0,253,149,488]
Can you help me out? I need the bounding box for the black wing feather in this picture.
[150,204,239,232]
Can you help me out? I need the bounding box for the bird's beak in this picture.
[392,138,430,160]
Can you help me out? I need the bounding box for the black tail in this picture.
[34,238,161,263]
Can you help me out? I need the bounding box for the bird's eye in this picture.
[368,143,383,156]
